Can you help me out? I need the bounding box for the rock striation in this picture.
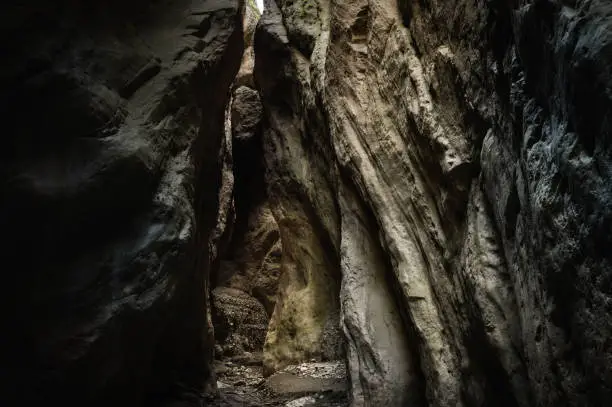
[254,0,612,406]
[2,0,611,406]
[255,0,346,377]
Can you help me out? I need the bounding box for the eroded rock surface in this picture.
[213,0,284,359]
[212,287,269,356]
[254,0,346,377]
[0,0,243,405]
[254,0,612,406]
[3,0,611,406]
[235,0,261,87]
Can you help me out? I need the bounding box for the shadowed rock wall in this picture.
[0,1,244,405]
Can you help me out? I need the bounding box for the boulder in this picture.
[212,287,269,356]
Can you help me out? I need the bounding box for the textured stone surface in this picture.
[212,287,269,356]
[218,202,282,315]
[481,2,612,405]
[254,0,612,406]
[3,0,612,406]
[215,4,282,330]
[232,86,264,142]
[0,0,243,405]
[235,0,261,87]
[255,0,345,376]
[339,182,423,406]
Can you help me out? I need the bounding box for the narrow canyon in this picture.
[1,0,611,406]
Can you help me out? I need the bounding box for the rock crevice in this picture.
[3,0,612,406]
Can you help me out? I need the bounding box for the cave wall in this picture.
[0,0,244,405]
[481,1,612,404]
[255,0,346,375]
[2,0,611,405]
[254,0,612,406]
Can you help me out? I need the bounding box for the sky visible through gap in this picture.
[256,0,264,12]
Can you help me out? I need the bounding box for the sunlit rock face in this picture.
[0,0,243,405]
[254,0,612,406]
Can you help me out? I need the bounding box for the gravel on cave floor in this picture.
[208,356,348,406]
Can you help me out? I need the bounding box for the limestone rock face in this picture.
[218,202,282,315]
[236,0,262,87]
[256,0,345,376]
[0,0,243,405]
[223,84,282,315]
[481,2,612,405]
[254,0,612,406]
[3,0,611,406]
[338,182,423,406]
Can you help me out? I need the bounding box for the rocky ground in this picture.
[210,357,348,407]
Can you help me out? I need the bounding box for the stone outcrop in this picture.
[0,0,243,406]
[236,0,261,87]
[339,182,424,406]
[255,0,345,376]
[481,2,612,405]
[212,287,269,356]
[254,0,612,406]
[217,83,282,316]
[2,0,611,406]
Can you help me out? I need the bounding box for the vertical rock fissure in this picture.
[209,4,350,406]
[4,0,612,406]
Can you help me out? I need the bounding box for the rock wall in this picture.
[0,0,243,405]
[253,0,612,406]
[211,2,285,360]
[255,0,345,376]
[481,2,612,405]
[2,0,610,405]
